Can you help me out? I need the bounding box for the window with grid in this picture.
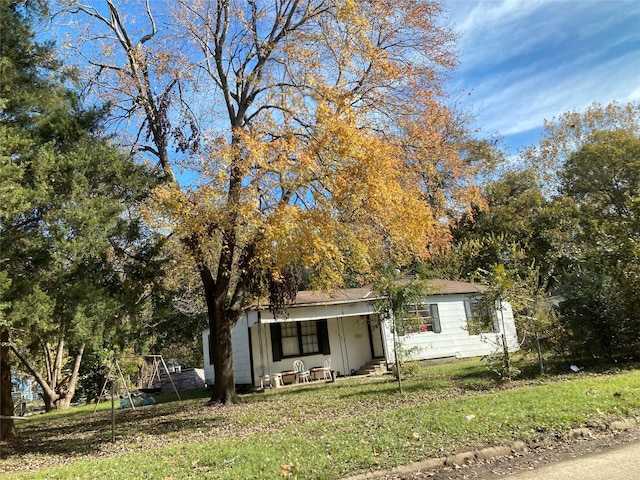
[464,299,499,334]
[281,322,300,356]
[270,320,330,361]
[405,304,441,334]
[300,321,319,354]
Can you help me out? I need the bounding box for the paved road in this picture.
[371,427,640,480]
[503,440,640,480]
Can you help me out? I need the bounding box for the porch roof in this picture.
[284,286,378,307]
[251,286,378,325]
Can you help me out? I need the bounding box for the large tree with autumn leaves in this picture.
[64,0,488,404]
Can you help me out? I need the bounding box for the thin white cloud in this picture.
[452,0,547,33]
[451,0,549,68]
[472,50,640,135]
[445,0,640,147]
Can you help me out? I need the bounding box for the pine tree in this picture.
[1,0,161,425]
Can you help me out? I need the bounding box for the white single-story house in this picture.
[202,279,519,388]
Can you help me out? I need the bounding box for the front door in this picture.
[367,316,385,358]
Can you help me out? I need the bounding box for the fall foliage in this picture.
[521,101,640,188]
[66,0,486,403]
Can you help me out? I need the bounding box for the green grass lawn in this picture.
[2,357,639,479]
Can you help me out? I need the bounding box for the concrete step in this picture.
[354,358,388,376]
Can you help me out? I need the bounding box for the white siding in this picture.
[250,315,373,385]
[202,314,253,386]
[203,291,520,388]
[232,315,253,384]
[331,316,374,376]
[201,329,214,385]
[384,296,519,362]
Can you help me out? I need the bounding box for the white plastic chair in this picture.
[293,360,311,383]
[320,357,332,381]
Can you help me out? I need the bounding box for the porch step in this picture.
[354,357,389,376]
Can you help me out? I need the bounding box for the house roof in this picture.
[282,279,486,309]
[425,279,487,295]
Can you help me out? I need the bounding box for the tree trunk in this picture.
[1,329,17,441]
[201,266,241,405]
[40,345,85,411]
[51,337,65,392]
[62,344,85,407]
[41,390,56,412]
[55,395,73,410]
[10,341,85,411]
[207,306,241,405]
[499,303,511,381]
[11,343,60,412]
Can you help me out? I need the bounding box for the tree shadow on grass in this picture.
[1,394,231,463]
[333,375,487,402]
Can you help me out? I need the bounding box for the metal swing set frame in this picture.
[93,354,181,413]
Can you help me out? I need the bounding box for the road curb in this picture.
[341,439,528,479]
[340,419,640,479]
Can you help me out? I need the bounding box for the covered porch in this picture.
[247,287,388,388]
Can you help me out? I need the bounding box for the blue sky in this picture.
[444,0,640,154]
